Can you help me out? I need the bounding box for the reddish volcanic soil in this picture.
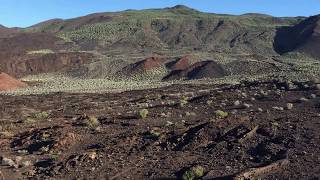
[139,57,167,71]
[0,72,27,91]
[0,33,63,55]
[0,32,95,77]
[2,52,94,78]
[119,56,167,75]
[169,55,196,71]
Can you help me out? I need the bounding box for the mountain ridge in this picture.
[6,5,311,29]
[20,6,303,55]
[0,6,319,80]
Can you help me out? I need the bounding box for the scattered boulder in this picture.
[234,100,241,106]
[22,160,32,167]
[1,157,18,168]
[310,94,317,99]
[272,106,284,111]
[299,97,309,102]
[286,103,294,110]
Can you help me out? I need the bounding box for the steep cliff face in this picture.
[0,32,94,77]
[1,52,94,78]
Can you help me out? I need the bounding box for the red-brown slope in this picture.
[0,72,27,91]
[0,32,93,77]
[167,55,196,71]
[2,52,94,78]
[163,60,228,80]
[118,56,167,75]
[0,32,65,56]
[0,25,20,38]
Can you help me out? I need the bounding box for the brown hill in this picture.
[0,72,27,91]
[0,32,93,77]
[0,25,19,38]
[2,52,94,78]
[166,55,196,71]
[25,6,301,55]
[0,32,66,56]
[29,13,115,33]
[274,15,320,58]
[0,7,318,80]
[118,56,167,76]
[163,60,228,80]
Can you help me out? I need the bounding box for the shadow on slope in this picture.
[274,15,320,59]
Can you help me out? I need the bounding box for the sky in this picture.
[0,0,319,28]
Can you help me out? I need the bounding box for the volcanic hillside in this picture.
[0,5,319,82]
[274,15,320,58]
[117,55,229,80]
[166,55,197,71]
[0,32,95,77]
[118,56,167,75]
[0,25,19,38]
[25,5,302,55]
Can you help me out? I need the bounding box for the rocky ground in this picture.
[0,80,319,179]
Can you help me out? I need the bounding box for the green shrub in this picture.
[25,111,49,123]
[84,116,100,128]
[179,98,189,107]
[34,112,49,120]
[215,110,228,119]
[138,109,149,119]
[182,165,205,180]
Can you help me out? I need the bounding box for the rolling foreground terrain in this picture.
[0,5,320,179]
